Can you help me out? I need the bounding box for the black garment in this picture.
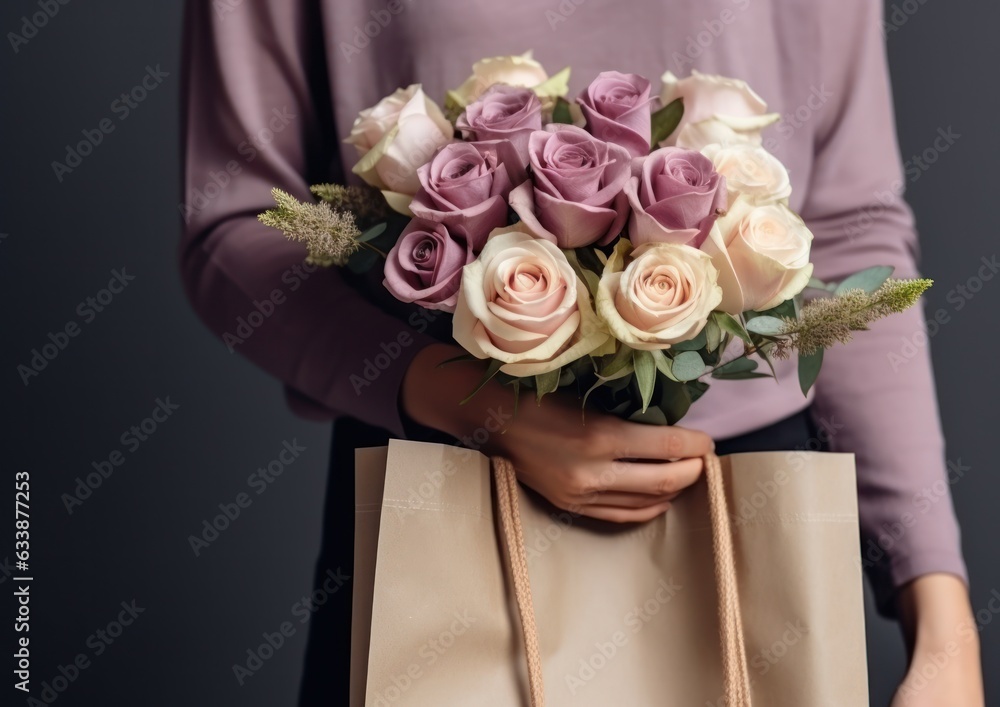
[297,409,821,705]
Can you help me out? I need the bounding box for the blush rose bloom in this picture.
[702,142,791,205]
[508,125,631,248]
[346,85,453,214]
[658,70,779,150]
[383,219,474,313]
[448,51,570,109]
[597,241,722,350]
[702,196,814,313]
[625,146,727,248]
[409,140,527,250]
[452,227,611,376]
[578,71,655,159]
[456,85,542,165]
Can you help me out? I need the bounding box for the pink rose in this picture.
[578,71,655,159]
[509,125,631,248]
[409,140,527,250]
[383,219,474,313]
[452,227,610,376]
[624,146,727,248]
[456,86,542,165]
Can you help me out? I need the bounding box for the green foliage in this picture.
[798,349,824,395]
[650,98,684,148]
[834,266,893,295]
[552,97,574,125]
[671,351,706,381]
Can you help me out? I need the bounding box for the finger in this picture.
[594,458,704,495]
[605,422,715,462]
[579,490,681,509]
[579,500,674,524]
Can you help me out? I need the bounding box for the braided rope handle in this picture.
[491,453,752,707]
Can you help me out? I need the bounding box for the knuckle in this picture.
[656,473,678,496]
[663,431,684,458]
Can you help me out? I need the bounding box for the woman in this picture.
[179,0,983,703]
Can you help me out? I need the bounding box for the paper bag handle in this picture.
[491,453,752,707]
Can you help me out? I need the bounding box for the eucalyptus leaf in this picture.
[650,98,684,148]
[834,266,894,295]
[650,349,677,381]
[757,298,797,320]
[713,371,773,380]
[671,350,706,381]
[745,316,785,337]
[705,318,723,352]
[672,329,708,352]
[711,357,758,377]
[633,349,656,413]
[798,348,824,395]
[346,247,378,274]
[357,222,387,243]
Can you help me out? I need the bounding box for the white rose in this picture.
[452,227,611,376]
[597,241,722,350]
[447,51,570,109]
[347,85,453,214]
[659,70,779,149]
[703,142,791,205]
[702,196,814,314]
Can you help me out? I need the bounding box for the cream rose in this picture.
[346,85,453,213]
[452,228,610,376]
[702,196,814,313]
[703,142,791,205]
[597,241,722,350]
[659,70,779,150]
[447,51,570,109]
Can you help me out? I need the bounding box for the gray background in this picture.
[0,1,996,705]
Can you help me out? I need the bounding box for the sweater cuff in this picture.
[868,548,969,618]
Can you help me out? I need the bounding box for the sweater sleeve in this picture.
[178,0,434,437]
[801,0,966,613]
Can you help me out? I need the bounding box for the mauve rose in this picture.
[456,86,542,165]
[624,146,727,248]
[383,219,474,313]
[578,71,655,159]
[409,140,527,250]
[508,125,631,248]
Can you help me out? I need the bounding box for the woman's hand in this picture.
[402,343,714,523]
[891,574,984,707]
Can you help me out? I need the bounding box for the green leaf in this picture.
[713,371,773,380]
[435,353,477,368]
[600,344,634,378]
[671,329,708,352]
[705,318,723,352]
[534,369,562,403]
[711,357,758,378]
[745,316,785,336]
[346,247,378,274]
[798,349,824,395]
[807,276,836,292]
[460,359,504,405]
[510,379,520,420]
[757,298,797,320]
[633,349,656,413]
[715,312,752,344]
[656,379,693,424]
[671,351,706,381]
[834,266,894,295]
[650,98,684,148]
[357,222,387,243]
[628,406,669,426]
[552,97,574,124]
[650,349,677,381]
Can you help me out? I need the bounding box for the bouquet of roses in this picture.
[260,52,930,424]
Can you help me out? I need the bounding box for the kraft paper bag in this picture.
[350,440,868,706]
